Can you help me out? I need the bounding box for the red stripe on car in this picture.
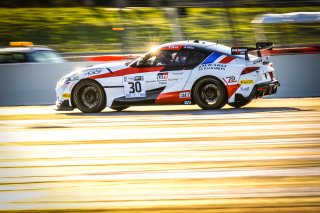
[226,84,241,98]
[90,67,164,79]
[219,56,234,64]
[155,90,191,105]
[160,45,183,51]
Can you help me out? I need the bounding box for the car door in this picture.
[121,53,164,103]
[121,47,206,104]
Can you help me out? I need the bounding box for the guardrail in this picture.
[0,54,319,106]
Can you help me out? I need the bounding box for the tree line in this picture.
[0,0,317,7]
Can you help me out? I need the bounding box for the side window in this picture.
[172,50,191,66]
[153,51,177,67]
[137,51,178,67]
[0,53,27,63]
[185,51,206,67]
[133,50,203,69]
[154,50,192,67]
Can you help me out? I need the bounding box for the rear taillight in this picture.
[241,67,259,75]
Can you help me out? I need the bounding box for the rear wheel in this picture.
[192,77,227,110]
[110,106,129,111]
[73,79,106,113]
[228,100,252,108]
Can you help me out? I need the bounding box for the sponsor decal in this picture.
[168,78,178,82]
[124,76,144,82]
[240,80,254,85]
[241,87,250,91]
[167,45,179,49]
[62,93,71,98]
[225,76,237,84]
[124,75,146,98]
[183,45,194,49]
[231,48,248,55]
[155,90,191,104]
[179,92,191,98]
[134,76,143,81]
[157,72,168,80]
[161,45,182,51]
[253,58,262,64]
[84,68,104,76]
[172,72,184,75]
[199,63,227,71]
[183,100,192,105]
[157,72,168,85]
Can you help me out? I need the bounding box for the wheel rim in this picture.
[79,85,100,109]
[199,83,221,106]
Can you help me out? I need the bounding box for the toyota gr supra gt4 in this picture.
[55,40,279,113]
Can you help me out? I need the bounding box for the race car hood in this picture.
[59,61,128,84]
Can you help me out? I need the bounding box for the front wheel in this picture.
[73,79,106,113]
[192,77,227,110]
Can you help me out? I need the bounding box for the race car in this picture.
[55,40,279,113]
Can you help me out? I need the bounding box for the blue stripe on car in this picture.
[202,52,223,64]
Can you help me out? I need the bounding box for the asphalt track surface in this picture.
[0,98,319,212]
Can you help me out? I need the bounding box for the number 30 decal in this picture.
[124,76,146,98]
[128,82,142,93]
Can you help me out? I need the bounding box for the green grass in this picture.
[0,7,172,53]
[0,7,319,53]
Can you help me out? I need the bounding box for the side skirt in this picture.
[111,87,165,107]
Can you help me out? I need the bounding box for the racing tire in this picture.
[110,106,129,111]
[73,79,106,113]
[192,77,227,110]
[228,100,252,108]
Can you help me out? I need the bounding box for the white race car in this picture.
[55,40,279,113]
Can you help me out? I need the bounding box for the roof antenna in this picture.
[216,40,218,45]
[187,35,189,43]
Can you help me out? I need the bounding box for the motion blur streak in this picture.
[0,98,320,212]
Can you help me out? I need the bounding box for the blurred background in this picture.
[1,0,319,54]
[1,2,320,212]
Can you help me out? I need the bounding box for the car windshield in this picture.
[128,52,148,67]
[29,50,65,63]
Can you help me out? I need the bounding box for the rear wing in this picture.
[231,42,274,60]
